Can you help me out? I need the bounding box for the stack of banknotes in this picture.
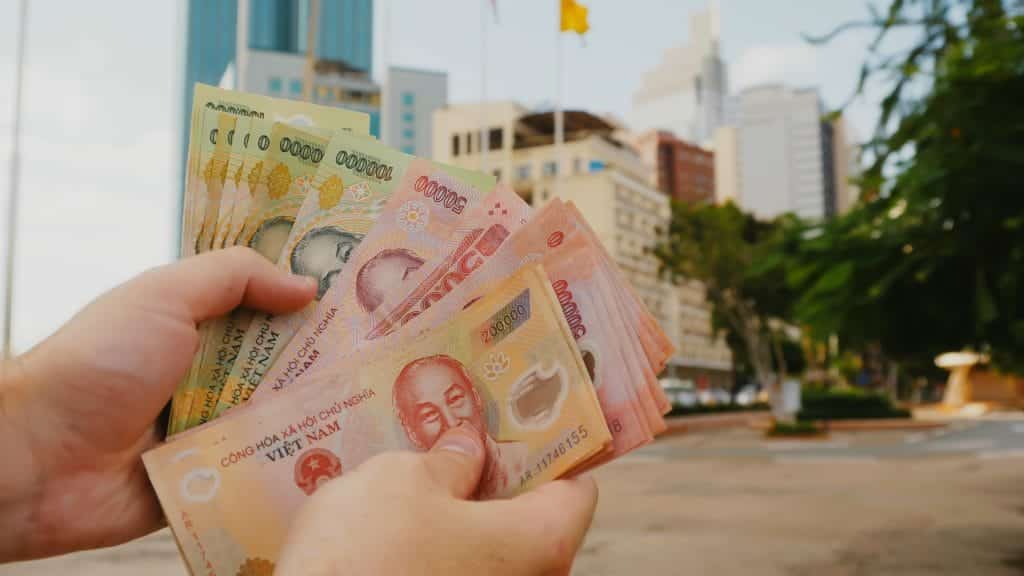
[143,84,674,575]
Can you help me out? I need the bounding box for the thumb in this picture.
[422,425,487,499]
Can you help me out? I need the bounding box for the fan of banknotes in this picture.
[143,84,674,575]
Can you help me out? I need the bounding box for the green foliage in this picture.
[797,387,911,421]
[787,0,1024,372]
[654,201,806,382]
[766,420,825,437]
[667,402,770,417]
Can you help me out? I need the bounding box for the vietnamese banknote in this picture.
[144,265,612,575]
[215,137,497,416]
[173,123,332,434]
[244,159,493,399]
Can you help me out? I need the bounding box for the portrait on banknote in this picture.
[289,227,363,299]
[392,354,528,496]
[355,248,426,312]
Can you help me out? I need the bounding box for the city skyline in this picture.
[0,0,904,353]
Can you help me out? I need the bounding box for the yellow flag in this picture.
[560,0,589,35]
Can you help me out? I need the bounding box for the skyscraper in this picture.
[629,2,727,146]
[733,85,828,220]
[382,67,448,158]
[182,0,377,144]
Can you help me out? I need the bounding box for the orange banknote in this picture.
[144,265,611,575]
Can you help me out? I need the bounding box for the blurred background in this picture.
[1,1,1022,574]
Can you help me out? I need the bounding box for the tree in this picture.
[653,202,801,410]
[788,0,1024,372]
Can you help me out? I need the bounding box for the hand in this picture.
[277,425,599,576]
[0,247,317,562]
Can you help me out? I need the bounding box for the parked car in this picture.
[697,387,732,406]
[735,384,761,406]
[659,377,698,408]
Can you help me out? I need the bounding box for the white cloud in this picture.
[731,42,819,93]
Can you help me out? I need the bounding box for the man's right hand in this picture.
[276,425,598,575]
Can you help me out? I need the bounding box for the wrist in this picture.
[0,355,46,561]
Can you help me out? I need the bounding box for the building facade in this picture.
[629,3,727,146]
[183,0,380,139]
[714,85,859,220]
[712,125,739,205]
[434,103,733,384]
[729,85,829,220]
[830,115,860,215]
[382,67,448,157]
[633,131,715,204]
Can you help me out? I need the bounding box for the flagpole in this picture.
[479,0,488,174]
[554,0,564,199]
[304,0,320,102]
[236,0,249,90]
[3,0,28,359]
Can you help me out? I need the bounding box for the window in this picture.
[541,188,549,201]
[401,112,415,124]
[401,92,415,107]
[488,128,503,151]
[401,145,415,154]
[466,132,474,154]
[492,169,501,181]
[290,79,303,95]
[268,77,283,94]
[573,157,582,174]
[402,128,415,140]
[516,164,531,180]
[542,161,557,177]
[452,134,460,157]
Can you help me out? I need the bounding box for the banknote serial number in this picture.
[519,425,590,487]
[414,175,468,214]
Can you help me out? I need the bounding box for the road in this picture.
[3,416,1022,575]
[574,416,1024,576]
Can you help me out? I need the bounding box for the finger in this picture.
[493,475,599,563]
[137,247,318,322]
[422,425,486,499]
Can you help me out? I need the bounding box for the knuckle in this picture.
[224,245,257,263]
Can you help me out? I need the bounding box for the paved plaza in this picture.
[4,417,1023,575]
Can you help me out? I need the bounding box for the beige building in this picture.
[830,116,861,215]
[712,125,739,205]
[434,103,732,386]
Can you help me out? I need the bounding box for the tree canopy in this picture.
[787,0,1024,372]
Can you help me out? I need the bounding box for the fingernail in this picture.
[435,427,482,457]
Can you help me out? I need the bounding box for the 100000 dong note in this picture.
[215,135,496,416]
[248,160,491,397]
[173,85,370,434]
[144,265,611,576]
[173,123,330,434]
[182,83,369,258]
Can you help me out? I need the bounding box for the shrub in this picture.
[766,420,824,437]
[667,402,770,417]
[797,387,911,421]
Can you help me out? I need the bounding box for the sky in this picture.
[0,0,910,354]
